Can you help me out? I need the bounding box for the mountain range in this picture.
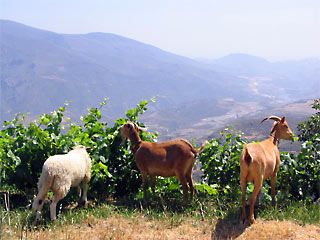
[1,20,319,140]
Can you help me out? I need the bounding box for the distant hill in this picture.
[210,53,271,74]
[142,98,316,142]
[202,53,320,102]
[1,20,319,142]
[1,20,251,123]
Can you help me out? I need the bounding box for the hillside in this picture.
[207,53,320,102]
[142,99,316,143]
[0,20,250,124]
[1,20,319,141]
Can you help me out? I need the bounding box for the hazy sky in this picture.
[1,0,320,60]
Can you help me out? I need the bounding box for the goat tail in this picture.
[192,140,209,157]
[241,146,252,166]
[198,140,209,153]
[32,169,54,211]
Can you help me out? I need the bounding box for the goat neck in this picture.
[268,122,280,146]
[128,129,142,153]
[268,134,279,146]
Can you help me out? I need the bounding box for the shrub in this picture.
[0,100,157,201]
[198,129,246,202]
[1,98,319,208]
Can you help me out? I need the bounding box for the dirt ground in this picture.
[212,218,320,240]
[3,216,320,240]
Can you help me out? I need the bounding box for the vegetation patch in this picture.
[0,98,319,239]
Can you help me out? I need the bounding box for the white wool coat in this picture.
[34,146,91,207]
[43,149,90,191]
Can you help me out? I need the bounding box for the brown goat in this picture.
[240,116,294,224]
[240,116,293,223]
[119,121,207,204]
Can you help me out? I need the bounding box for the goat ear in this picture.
[280,116,286,123]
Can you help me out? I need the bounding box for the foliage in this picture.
[283,98,320,200]
[1,98,320,240]
[278,145,320,201]
[0,99,156,200]
[198,129,246,202]
[0,106,71,192]
[0,97,319,211]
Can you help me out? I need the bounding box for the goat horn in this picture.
[132,122,147,132]
[261,116,281,123]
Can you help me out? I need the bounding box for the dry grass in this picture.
[1,199,319,240]
[237,219,320,240]
[211,218,320,240]
[212,219,320,240]
[2,214,319,240]
[2,215,212,240]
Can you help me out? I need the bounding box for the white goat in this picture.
[32,145,92,220]
[240,116,293,224]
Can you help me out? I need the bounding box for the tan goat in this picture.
[119,121,207,204]
[240,116,294,224]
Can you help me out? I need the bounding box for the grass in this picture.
[1,196,319,239]
[259,200,320,225]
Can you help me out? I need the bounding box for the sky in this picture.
[1,0,320,61]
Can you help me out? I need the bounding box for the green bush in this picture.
[0,98,319,209]
[279,99,320,200]
[279,143,320,201]
[198,129,246,202]
[0,106,71,192]
[0,100,156,201]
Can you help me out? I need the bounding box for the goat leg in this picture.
[177,174,189,204]
[271,174,277,206]
[151,175,156,200]
[186,174,194,201]
[141,172,148,204]
[249,179,263,224]
[240,177,247,224]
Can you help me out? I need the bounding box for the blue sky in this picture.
[1,0,320,60]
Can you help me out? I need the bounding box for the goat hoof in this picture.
[249,218,256,224]
[79,200,88,208]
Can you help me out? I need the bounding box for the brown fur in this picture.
[119,122,207,204]
[240,116,293,224]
